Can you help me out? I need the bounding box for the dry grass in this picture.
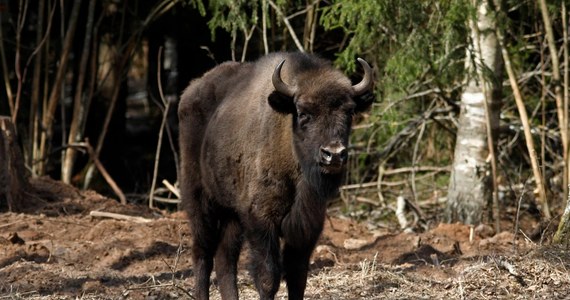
[182,246,570,300]
[3,247,569,299]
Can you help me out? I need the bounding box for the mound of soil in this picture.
[1,177,569,299]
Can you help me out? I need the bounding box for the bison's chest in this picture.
[201,148,298,214]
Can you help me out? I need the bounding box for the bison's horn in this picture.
[352,58,373,96]
[272,60,296,97]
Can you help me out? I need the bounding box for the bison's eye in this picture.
[298,112,312,126]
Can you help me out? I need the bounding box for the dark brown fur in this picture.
[178,52,373,300]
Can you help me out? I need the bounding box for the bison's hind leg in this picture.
[188,192,222,300]
[214,216,243,300]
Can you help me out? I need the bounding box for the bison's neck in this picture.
[280,176,339,249]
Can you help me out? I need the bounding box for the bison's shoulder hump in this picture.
[256,52,330,72]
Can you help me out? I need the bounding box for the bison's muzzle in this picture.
[319,142,347,174]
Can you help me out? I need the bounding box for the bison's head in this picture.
[269,57,373,176]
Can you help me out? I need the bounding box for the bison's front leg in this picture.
[280,182,328,300]
[281,221,323,300]
[246,221,282,300]
[282,243,314,300]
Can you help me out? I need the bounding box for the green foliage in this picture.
[321,0,470,94]
[182,0,206,16]
[319,1,471,190]
[206,0,259,40]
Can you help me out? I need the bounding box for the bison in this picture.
[178,52,373,300]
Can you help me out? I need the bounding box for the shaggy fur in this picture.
[178,52,373,300]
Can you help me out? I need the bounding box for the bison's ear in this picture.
[354,91,374,113]
[268,91,295,114]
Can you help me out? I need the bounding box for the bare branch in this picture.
[267,0,305,52]
[70,139,127,204]
[494,5,550,219]
[150,47,169,208]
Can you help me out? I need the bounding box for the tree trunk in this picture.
[555,1,570,246]
[0,116,29,212]
[554,190,570,245]
[62,0,96,184]
[446,0,503,225]
[37,0,82,176]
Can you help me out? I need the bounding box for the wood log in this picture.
[0,116,29,212]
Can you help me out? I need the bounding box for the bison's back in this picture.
[178,61,245,212]
[179,54,297,215]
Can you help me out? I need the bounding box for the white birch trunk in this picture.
[446,0,502,224]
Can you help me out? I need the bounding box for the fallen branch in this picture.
[0,220,23,229]
[341,168,449,190]
[89,210,152,223]
[161,179,180,198]
[353,196,379,206]
[69,139,126,204]
[152,196,181,204]
[383,166,451,175]
[85,139,126,204]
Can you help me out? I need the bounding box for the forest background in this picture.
[1,0,570,242]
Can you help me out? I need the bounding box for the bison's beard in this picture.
[294,145,344,199]
[302,162,344,199]
[319,161,345,175]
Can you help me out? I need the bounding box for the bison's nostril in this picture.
[321,147,333,162]
[320,145,347,164]
[339,148,348,161]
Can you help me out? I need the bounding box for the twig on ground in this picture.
[354,196,380,206]
[492,257,526,286]
[89,211,152,223]
[0,290,38,299]
[0,220,23,229]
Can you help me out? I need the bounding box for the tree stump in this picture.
[0,116,29,212]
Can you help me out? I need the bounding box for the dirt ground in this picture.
[1,177,570,299]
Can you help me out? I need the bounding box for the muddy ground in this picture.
[1,177,569,299]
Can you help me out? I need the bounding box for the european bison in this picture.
[178,52,373,300]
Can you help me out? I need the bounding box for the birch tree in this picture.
[446,0,502,225]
